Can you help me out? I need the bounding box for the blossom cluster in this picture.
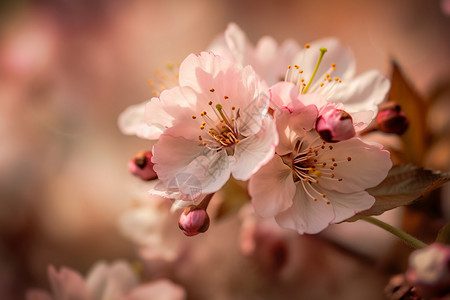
[120,23,393,235]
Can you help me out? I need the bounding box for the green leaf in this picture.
[346,165,450,221]
[436,223,450,245]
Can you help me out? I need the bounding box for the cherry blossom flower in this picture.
[147,52,278,199]
[249,83,392,234]
[209,23,301,85]
[210,23,390,130]
[26,260,186,300]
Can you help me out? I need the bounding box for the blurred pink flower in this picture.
[249,84,392,234]
[406,243,450,298]
[148,52,277,198]
[26,261,186,300]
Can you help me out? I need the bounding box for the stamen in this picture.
[302,48,327,94]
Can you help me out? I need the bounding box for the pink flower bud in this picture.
[178,205,210,237]
[128,150,157,181]
[406,243,450,298]
[316,107,355,143]
[376,104,409,135]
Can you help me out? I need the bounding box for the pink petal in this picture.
[288,103,319,135]
[232,116,278,180]
[48,265,89,300]
[275,185,335,234]
[26,290,52,300]
[86,261,138,300]
[249,155,296,217]
[145,86,198,131]
[125,280,186,300]
[317,138,392,193]
[269,82,298,108]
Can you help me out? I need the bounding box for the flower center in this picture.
[192,88,240,150]
[284,45,342,96]
[290,133,352,204]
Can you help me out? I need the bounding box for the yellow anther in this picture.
[224,96,229,99]
[210,88,215,92]
[192,115,197,119]
[294,65,299,69]
[147,79,155,86]
[208,101,213,105]
[305,43,310,48]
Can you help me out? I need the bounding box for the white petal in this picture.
[118,102,163,139]
[232,116,278,180]
[224,23,250,66]
[317,138,392,193]
[275,184,335,234]
[327,70,390,116]
[152,132,231,196]
[329,190,375,223]
[249,155,296,217]
[293,38,356,86]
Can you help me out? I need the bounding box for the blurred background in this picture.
[0,0,449,299]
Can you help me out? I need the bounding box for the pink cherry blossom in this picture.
[147,52,278,199]
[249,83,392,234]
[210,24,390,130]
[26,261,186,300]
[209,23,301,85]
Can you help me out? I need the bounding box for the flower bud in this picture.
[316,107,355,143]
[406,243,450,298]
[178,205,210,236]
[376,104,409,135]
[128,150,157,181]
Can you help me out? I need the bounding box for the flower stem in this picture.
[362,216,427,249]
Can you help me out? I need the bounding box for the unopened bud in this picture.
[316,107,355,143]
[406,243,450,298]
[178,205,210,236]
[376,104,409,135]
[128,150,157,181]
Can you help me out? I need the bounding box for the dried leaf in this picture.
[347,165,450,221]
[436,223,450,245]
[389,61,429,165]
